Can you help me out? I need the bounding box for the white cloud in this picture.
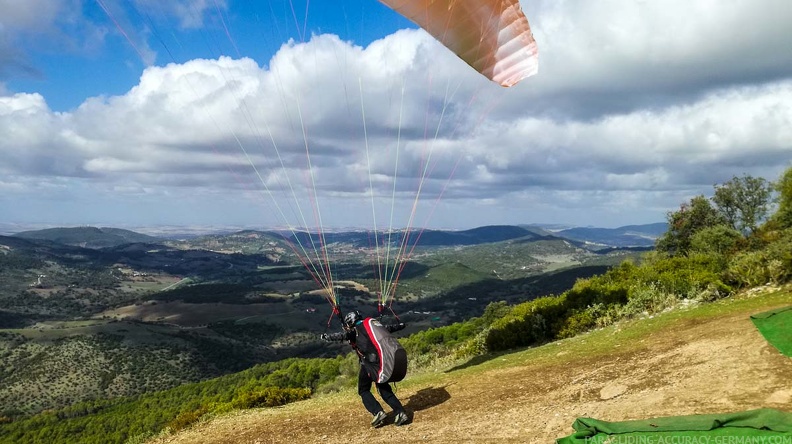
[502,0,792,118]
[464,80,792,192]
[133,0,223,30]
[0,0,65,34]
[0,93,87,177]
[1,1,792,228]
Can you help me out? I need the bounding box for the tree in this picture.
[481,301,509,326]
[689,225,742,255]
[771,166,792,229]
[656,195,726,255]
[712,175,771,234]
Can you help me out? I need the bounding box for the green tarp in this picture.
[556,408,792,443]
[751,306,792,357]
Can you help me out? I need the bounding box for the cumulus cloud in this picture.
[465,81,792,187]
[499,0,792,118]
[1,0,791,228]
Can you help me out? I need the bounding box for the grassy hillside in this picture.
[0,227,699,419]
[146,285,792,444]
[0,232,617,417]
[164,231,289,258]
[0,317,293,415]
[1,283,788,444]
[3,208,788,440]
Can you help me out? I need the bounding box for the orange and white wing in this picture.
[380,0,539,87]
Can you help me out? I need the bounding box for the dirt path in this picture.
[151,298,792,444]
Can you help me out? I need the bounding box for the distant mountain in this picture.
[281,225,538,248]
[7,223,667,251]
[12,226,161,248]
[556,223,667,248]
[0,234,39,250]
[519,224,563,237]
[414,225,540,246]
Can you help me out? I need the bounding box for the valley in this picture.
[0,224,657,416]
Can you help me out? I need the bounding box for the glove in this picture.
[320,333,329,341]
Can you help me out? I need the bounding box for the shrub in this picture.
[401,318,484,357]
[638,253,729,296]
[556,308,596,339]
[764,229,792,283]
[565,277,628,309]
[204,401,234,415]
[690,225,742,255]
[316,353,358,394]
[592,304,624,329]
[726,230,792,287]
[230,387,311,410]
[692,282,729,303]
[315,374,356,394]
[481,301,511,325]
[166,405,208,432]
[771,166,792,229]
[453,328,489,359]
[485,295,568,352]
[623,283,676,316]
[727,251,772,288]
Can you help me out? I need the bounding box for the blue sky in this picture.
[2,0,792,234]
[7,1,413,112]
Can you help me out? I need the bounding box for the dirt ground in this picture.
[151,298,792,444]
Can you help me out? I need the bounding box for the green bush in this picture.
[556,308,596,339]
[565,277,628,308]
[592,304,624,329]
[166,405,208,433]
[726,231,792,288]
[771,166,792,229]
[727,251,772,288]
[316,354,358,394]
[401,318,485,357]
[763,229,792,283]
[634,253,729,297]
[485,295,568,352]
[230,387,311,410]
[623,283,676,316]
[453,329,489,359]
[690,225,742,255]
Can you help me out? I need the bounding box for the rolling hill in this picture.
[0,223,655,419]
[2,214,790,443]
[13,227,161,248]
[145,286,792,444]
[9,223,667,251]
[556,223,667,248]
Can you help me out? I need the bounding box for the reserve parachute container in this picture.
[360,317,408,383]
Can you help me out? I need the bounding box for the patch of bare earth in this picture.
[150,303,792,444]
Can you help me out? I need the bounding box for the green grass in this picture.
[395,262,493,296]
[408,285,792,382]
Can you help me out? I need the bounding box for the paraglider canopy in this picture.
[379,0,539,86]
